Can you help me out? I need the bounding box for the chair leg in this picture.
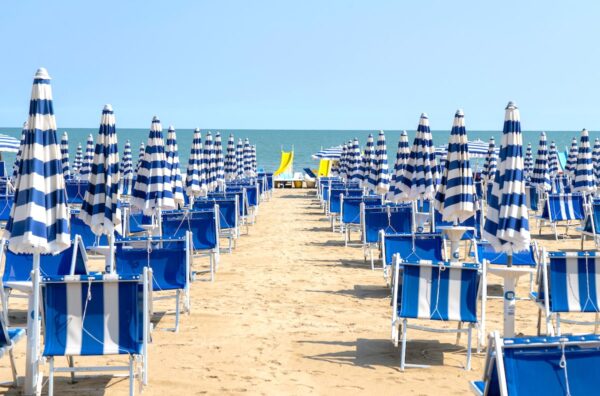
[400,319,408,371]
[68,356,75,383]
[8,349,18,386]
[466,325,472,371]
[129,355,135,396]
[174,290,180,333]
[456,322,462,344]
[370,249,374,271]
[48,357,55,396]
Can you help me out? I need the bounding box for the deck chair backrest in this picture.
[162,210,218,250]
[397,233,445,263]
[525,184,539,212]
[552,175,572,194]
[543,193,585,221]
[70,211,109,247]
[244,184,259,207]
[476,242,537,266]
[193,197,238,230]
[400,261,480,322]
[42,273,145,356]
[362,204,413,244]
[329,188,362,215]
[582,199,600,234]
[381,233,413,266]
[0,196,13,222]
[341,195,381,225]
[475,180,483,199]
[65,181,89,204]
[434,209,481,240]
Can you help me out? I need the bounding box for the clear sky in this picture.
[0,1,598,130]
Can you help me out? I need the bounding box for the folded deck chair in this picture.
[391,258,484,370]
[532,250,600,336]
[115,234,191,332]
[361,203,413,270]
[341,195,382,246]
[42,271,151,396]
[194,196,239,251]
[65,181,88,205]
[219,189,250,233]
[329,188,363,232]
[471,332,600,396]
[551,174,571,194]
[579,199,600,249]
[525,184,540,213]
[0,310,25,386]
[161,210,220,281]
[538,192,585,239]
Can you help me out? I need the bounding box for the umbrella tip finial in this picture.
[34,68,50,80]
[194,127,200,132]
[103,104,113,113]
[168,125,175,131]
[420,112,428,118]
[506,101,517,109]
[152,115,160,122]
[455,109,464,116]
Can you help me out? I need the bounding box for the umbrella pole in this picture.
[108,234,115,273]
[24,253,41,395]
[503,254,517,337]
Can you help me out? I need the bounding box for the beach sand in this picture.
[0,189,593,395]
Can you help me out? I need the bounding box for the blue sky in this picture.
[0,1,598,130]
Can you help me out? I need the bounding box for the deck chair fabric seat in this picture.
[65,181,89,205]
[475,241,537,266]
[0,314,25,385]
[538,193,585,239]
[434,209,481,241]
[342,195,381,246]
[69,211,109,248]
[193,197,239,250]
[579,199,600,248]
[0,196,13,222]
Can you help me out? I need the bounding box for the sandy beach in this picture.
[0,188,593,395]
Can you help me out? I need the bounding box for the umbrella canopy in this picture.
[185,128,208,198]
[204,132,216,190]
[434,109,475,223]
[131,116,175,215]
[60,131,70,180]
[214,132,225,188]
[338,142,349,180]
[165,126,185,207]
[347,138,362,183]
[360,134,375,189]
[435,139,498,159]
[371,130,390,195]
[312,146,342,160]
[523,143,533,178]
[73,143,83,176]
[0,134,20,153]
[135,142,145,174]
[243,138,253,178]
[11,122,27,184]
[388,130,410,201]
[482,137,497,184]
[573,128,595,194]
[593,138,600,188]
[530,132,551,192]
[5,67,70,253]
[121,140,133,193]
[224,134,237,181]
[548,141,559,177]
[565,137,578,179]
[482,102,530,253]
[251,145,257,175]
[398,113,439,200]
[78,104,121,235]
[79,133,94,179]
[236,138,244,179]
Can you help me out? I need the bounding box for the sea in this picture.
[0,127,594,175]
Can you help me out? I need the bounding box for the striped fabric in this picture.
[11,122,27,184]
[73,143,83,176]
[399,261,479,322]
[251,145,257,175]
[524,143,533,178]
[348,138,362,183]
[338,142,349,181]
[165,126,185,207]
[312,146,342,160]
[482,137,497,184]
[235,138,244,179]
[482,102,530,253]
[434,139,497,159]
[243,138,253,178]
[120,140,133,194]
[360,134,374,189]
[79,134,94,179]
[565,137,578,178]
[388,130,410,202]
[573,128,595,193]
[0,134,19,153]
[204,133,216,190]
[42,274,144,356]
[131,116,175,215]
[530,132,551,192]
[434,109,475,223]
[548,141,559,177]
[371,130,390,195]
[4,68,70,254]
[60,131,70,180]
[398,113,439,200]
[594,138,600,188]
[185,128,207,198]
[548,252,600,313]
[214,132,225,189]
[78,104,122,235]
[544,193,585,221]
[135,142,145,174]
[224,134,237,181]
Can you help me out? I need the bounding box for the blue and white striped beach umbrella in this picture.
[482,102,530,253]
[530,132,551,193]
[73,143,83,176]
[523,143,533,178]
[60,131,70,180]
[224,134,237,181]
[251,145,257,175]
[360,134,375,189]
[135,142,145,174]
[214,132,225,189]
[371,130,390,195]
[79,134,94,179]
[347,138,362,183]
[78,104,122,235]
[548,141,559,177]
[243,138,253,179]
[0,134,19,153]
[186,128,208,198]
[388,130,410,201]
[165,126,185,207]
[11,122,27,184]
[312,146,342,160]
[120,140,133,194]
[338,142,348,180]
[434,109,475,222]
[482,137,497,184]
[398,113,439,200]
[593,138,600,188]
[131,116,175,215]
[204,132,216,190]
[565,137,578,179]
[573,128,595,194]
[236,138,244,179]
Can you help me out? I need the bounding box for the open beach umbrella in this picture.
[73,143,83,176]
[243,138,253,179]
[186,128,208,199]
[131,116,175,215]
[434,109,475,223]
[530,132,551,193]
[78,105,121,272]
[548,141,559,177]
[388,131,410,201]
[523,143,533,178]
[120,140,133,194]
[235,138,244,179]
[593,138,600,188]
[4,68,70,393]
[565,137,578,179]
[371,130,390,195]
[360,134,375,189]
[165,126,185,207]
[312,146,342,160]
[573,128,595,194]
[11,122,27,184]
[348,138,362,183]
[79,133,94,179]
[214,132,225,189]
[224,134,237,181]
[398,113,439,200]
[482,137,497,184]
[60,131,70,180]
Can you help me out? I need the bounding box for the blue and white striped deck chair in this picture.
[42,271,151,396]
[361,203,413,270]
[0,310,25,386]
[329,188,362,232]
[342,195,382,246]
[391,258,484,370]
[578,199,600,249]
[533,250,600,336]
[65,180,88,205]
[525,183,539,212]
[538,192,586,239]
[115,234,191,332]
[552,174,572,194]
[194,196,239,252]
[471,332,600,396]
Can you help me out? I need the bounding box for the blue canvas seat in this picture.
[433,209,482,259]
[471,332,600,396]
[0,312,25,386]
[329,188,363,232]
[69,210,109,248]
[194,196,239,252]
[341,195,381,246]
[0,196,13,223]
[221,188,250,231]
[579,199,600,249]
[538,193,585,239]
[115,234,191,332]
[391,258,484,370]
[525,184,539,212]
[65,181,89,205]
[551,175,572,194]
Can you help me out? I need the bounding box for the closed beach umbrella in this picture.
[11,122,27,184]
[523,143,533,178]
[360,134,375,189]
[79,104,121,237]
[5,68,70,393]
[224,134,237,181]
[548,141,559,177]
[204,132,216,190]
[573,128,595,194]
[214,132,225,188]
[482,137,497,184]
[79,133,94,179]
[251,145,257,175]
[565,137,578,179]
[371,130,390,195]
[60,131,70,180]
[73,143,83,176]
[186,128,208,199]
[131,116,175,215]
[135,142,145,173]
[243,138,253,179]
[0,134,19,153]
[339,142,349,181]
[434,109,475,222]
[348,138,362,183]
[165,126,185,207]
[593,138,600,188]
[530,132,551,193]
[235,138,244,179]
[482,101,530,253]
[388,130,410,201]
[120,140,133,194]
[398,113,439,200]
